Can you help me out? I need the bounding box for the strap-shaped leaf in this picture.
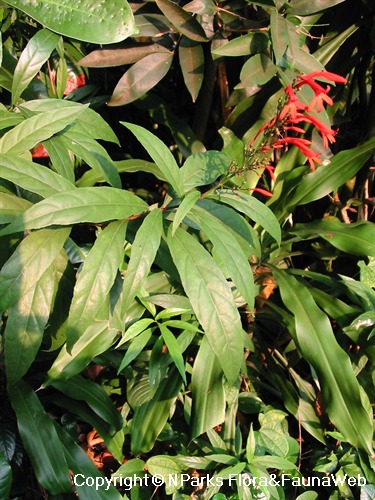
[156,0,207,42]
[0,105,87,155]
[121,122,183,197]
[167,227,244,384]
[0,192,31,224]
[211,190,281,245]
[9,380,71,494]
[172,190,200,235]
[5,264,55,386]
[0,187,148,236]
[108,52,173,106]
[11,29,59,105]
[121,209,163,317]
[190,336,225,438]
[191,206,255,310]
[159,323,186,383]
[179,37,204,102]
[66,220,127,348]
[0,152,75,197]
[0,228,70,312]
[3,0,137,44]
[275,270,374,455]
[79,43,170,67]
[211,32,269,57]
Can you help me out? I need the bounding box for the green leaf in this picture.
[0,152,75,197]
[131,367,183,454]
[190,336,225,438]
[147,456,182,495]
[212,190,281,245]
[0,187,148,236]
[9,380,71,494]
[159,324,186,383]
[0,228,70,312]
[172,190,200,235]
[167,227,244,384]
[46,321,119,382]
[66,220,127,348]
[212,32,269,57]
[0,451,12,500]
[121,209,163,317]
[118,328,154,372]
[5,264,55,386]
[11,29,59,105]
[289,0,345,16]
[274,270,374,455]
[191,206,255,310]
[107,52,173,106]
[0,105,87,156]
[180,151,230,193]
[117,318,155,347]
[155,0,207,42]
[121,122,183,197]
[252,455,298,471]
[3,0,137,44]
[79,43,170,67]
[42,135,75,183]
[238,53,277,87]
[179,37,204,102]
[291,220,375,257]
[0,192,31,224]
[50,376,122,430]
[286,138,375,213]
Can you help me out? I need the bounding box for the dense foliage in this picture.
[0,0,374,498]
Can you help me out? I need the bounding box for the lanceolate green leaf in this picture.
[167,227,244,384]
[172,190,200,235]
[285,137,375,214]
[212,190,281,245]
[190,336,225,438]
[211,32,269,57]
[5,264,55,386]
[121,209,163,317]
[275,270,374,455]
[0,152,75,197]
[0,228,70,312]
[0,187,148,236]
[291,220,375,257]
[3,0,137,44]
[0,193,31,224]
[11,29,59,105]
[9,380,71,494]
[179,37,204,102]
[121,122,183,197]
[42,135,75,183]
[66,220,127,348]
[180,151,230,193]
[191,206,255,310]
[0,451,12,500]
[0,106,87,155]
[156,0,207,42]
[289,0,345,16]
[159,324,186,383]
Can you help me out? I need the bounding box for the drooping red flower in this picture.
[279,85,308,120]
[295,72,347,113]
[292,113,337,148]
[274,136,322,170]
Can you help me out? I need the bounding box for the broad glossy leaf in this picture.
[11,29,59,105]
[121,122,183,197]
[131,367,183,454]
[0,187,148,236]
[212,32,269,57]
[121,209,163,317]
[191,206,255,309]
[0,111,24,130]
[180,151,230,193]
[19,99,119,144]
[108,52,173,106]
[0,152,75,197]
[3,0,137,44]
[289,0,345,15]
[134,13,172,37]
[190,336,225,438]
[0,451,11,500]
[0,105,87,155]
[9,380,71,494]
[211,190,281,245]
[79,43,170,67]
[156,0,207,42]
[5,264,54,386]
[172,190,200,235]
[179,37,204,102]
[238,53,277,87]
[291,220,375,257]
[286,137,375,213]
[67,220,127,347]
[147,456,182,495]
[50,376,122,430]
[270,11,298,67]
[56,426,123,500]
[0,193,31,224]
[167,227,244,384]
[275,270,374,455]
[0,228,70,312]
[46,321,119,382]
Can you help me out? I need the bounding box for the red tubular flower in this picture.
[275,136,322,170]
[295,72,347,113]
[248,187,273,197]
[292,113,337,148]
[32,144,49,158]
[279,85,308,120]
